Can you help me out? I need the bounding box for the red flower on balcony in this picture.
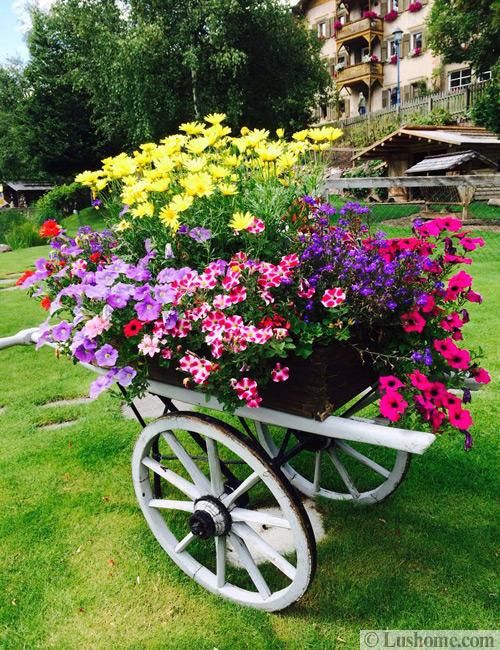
[384,9,398,21]
[390,54,398,65]
[408,1,423,12]
[363,10,379,18]
[333,19,343,31]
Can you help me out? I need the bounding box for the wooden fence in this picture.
[323,174,500,217]
[314,80,491,129]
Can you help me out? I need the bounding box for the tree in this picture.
[427,0,500,73]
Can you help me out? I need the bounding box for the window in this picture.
[448,68,471,89]
[477,70,491,82]
[387,39,398,57]
[390,0,399,10]
[317,21,327,38]
[412,32,423,50]
[361,46,370,58]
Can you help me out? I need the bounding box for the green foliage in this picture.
[471,64,500,134]
[409,108,454,126]
[341,160,387,200]
[427,0,500,73]
[34,183,90,222]
[0,209,25,242]
[4,219,43,250]
[0,0,330,182]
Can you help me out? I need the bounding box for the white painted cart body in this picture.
[1,327,437,610]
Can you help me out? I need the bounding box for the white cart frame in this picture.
[1,327,436,610]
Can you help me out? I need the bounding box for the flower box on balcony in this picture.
[408,1,423,12]
[362,10,379,19]
[384,10,398,22]
[410,47,422,58]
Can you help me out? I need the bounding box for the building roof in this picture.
[405,150,498,174]
[353,125,500,161]
[4,181,54,192]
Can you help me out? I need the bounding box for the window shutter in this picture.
[402,33,411,57]
[382,89,389,108]
[381,41,388,61]
[326,19,332,38]
[400,0,408,10]
[403,84,411,103]
[421,30,426,49]
[344,98,350,117]
[380,1,388,15]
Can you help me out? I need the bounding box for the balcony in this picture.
[335,17,384,49]
[335,61,384,90]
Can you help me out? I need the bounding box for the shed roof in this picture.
[405,150,498,174]
[353,125,500,161]
[4,181,54,192]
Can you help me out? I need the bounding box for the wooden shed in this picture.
[2,181,54,208]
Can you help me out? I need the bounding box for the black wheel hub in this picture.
[188,495,232,539]
[292,429,330,452]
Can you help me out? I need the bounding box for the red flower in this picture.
[380,391,408,423]
[123,319,144,337]
[89,252,101,264]
[401,310,426,333]
[271,362,290,383]
[445,348,471,370]
[40,295,51,311]
[16,269,35,286]
[433,338,457,356]
[39,219,62,238]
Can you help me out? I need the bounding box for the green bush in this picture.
[34,182,90,223]
[0,209,25,242]
[4,220,43,249]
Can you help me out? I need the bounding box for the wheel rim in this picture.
[257,423,411,504]
[132,412,316,611]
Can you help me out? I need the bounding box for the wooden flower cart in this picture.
[1,327,436,611]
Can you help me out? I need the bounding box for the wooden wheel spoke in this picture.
[229,533,271,599]
[175,532,195,553]
[221,471,260,509]
[327,448,360,499]
[162,431,211,493]
[142,456,200,500]
[215,536,226,589]
[206,438,225,498]
[232,522,296,581]
[334,441,391,479]
[148,499,194,512]
[231,507,291,529]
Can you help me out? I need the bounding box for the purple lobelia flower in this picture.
[135,296,162,322]
[51,320,72,342]
[189,227,212,243]
[95,344,118,367]
[464,431,473,451]
[162,309,178,330]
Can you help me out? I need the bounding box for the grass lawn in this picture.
[0,231,498,649]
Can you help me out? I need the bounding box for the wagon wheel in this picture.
[132,412,316,611]
[256,423,411,505]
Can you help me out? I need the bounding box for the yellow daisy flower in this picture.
[115,219,132,232]
[209,164,230,180]
[255,143,283,162]
[218,183,238,196]
[159,206,180,231]
[186,137,210,155]
[131,202,155,218]
[229,211,254,232]
[183,156,207,173]
[179,121,206,135]
[169,194,194,213]
[180,172,214,197]
[204,112,226,124]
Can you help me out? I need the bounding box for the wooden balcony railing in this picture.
[335,17,384,47]
[336,61,384,88]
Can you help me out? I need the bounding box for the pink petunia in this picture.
[446,270,472,300]
[436,216,462,232]
[408,370,431,391]
[379,375,404,392]
[321,287,346,309]
[271,363,290,383]
[297,278,315,299]
[401,310,426,333]
[433,338,458,356]
[466,290,482,304]
[444,347,471,370]
[247,217,265,234]
[448,407,473,430]
[380,391,408,423]
[472,368,491,384]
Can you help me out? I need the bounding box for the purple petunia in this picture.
[114,366,136,387]
[189,227,212,243]
[135,296,162,322]
[51,320,72,342]
[95,344,118,367]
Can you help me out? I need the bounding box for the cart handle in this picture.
[0,327,40,350]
